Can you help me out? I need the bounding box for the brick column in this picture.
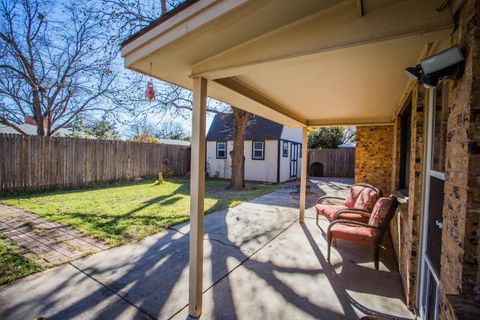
[355,125,394,194]
[440,0,480,318]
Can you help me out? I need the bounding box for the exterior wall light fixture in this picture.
[404,45,465,89]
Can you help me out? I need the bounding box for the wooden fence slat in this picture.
[307,148,355,178]
[0,134,190,192]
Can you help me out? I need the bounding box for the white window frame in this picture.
[216,141,227,159]
[419,88,443,320]
[252,141,265,160]
[282,141,288,157]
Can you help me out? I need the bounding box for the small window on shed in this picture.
[252,141,264,160]
[216,142,227,159]
[282,141,288,157]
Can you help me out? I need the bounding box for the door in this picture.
[290,143,298,178]
[420,86,447,320]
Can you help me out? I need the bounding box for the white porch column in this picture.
[299,126,308,223]
[189,77,207,318]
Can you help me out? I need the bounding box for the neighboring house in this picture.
[159,139,190,146]
[0,116,72,137]
[206,114,302,183]
[0,124,71,137]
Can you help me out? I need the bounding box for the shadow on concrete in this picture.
[0,178,412,320]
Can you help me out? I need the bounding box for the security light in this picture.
[419,45,464,75]
[404,45,465,89]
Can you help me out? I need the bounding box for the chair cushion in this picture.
[316,204,347,220]
[369,197,393,227]
[344,185,364,208]
[335,212,369,223]
[316,204,369,223]
[353,188,379,211]
[329,223,378,244]
[344,185,379,211]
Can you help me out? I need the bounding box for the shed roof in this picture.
[206,114,283,141]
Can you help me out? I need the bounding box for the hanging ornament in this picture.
[146,81,155,102]
[146,62,155,102]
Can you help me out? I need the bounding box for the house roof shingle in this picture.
[206,114,283,141]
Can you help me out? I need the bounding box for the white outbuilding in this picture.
[206,114,302,183]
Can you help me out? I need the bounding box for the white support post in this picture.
[299,126,308,223]
[189,77,207,318]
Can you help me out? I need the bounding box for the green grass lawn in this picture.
[0,237,40,285]
[0,179,279,246]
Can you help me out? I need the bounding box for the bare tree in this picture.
[0,0,116,136]
[101,0,252,189]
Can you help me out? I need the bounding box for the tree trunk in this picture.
[229,107,250,190]
[33,91,45,136]
[161,0,167,15]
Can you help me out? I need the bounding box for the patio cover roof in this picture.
[121,0,453,127]
[120,1,455,317]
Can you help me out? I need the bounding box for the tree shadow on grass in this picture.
[1,179,279,246]
[48,185,187,245]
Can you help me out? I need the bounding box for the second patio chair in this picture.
[315,183,381,224]
[326,195,399,270]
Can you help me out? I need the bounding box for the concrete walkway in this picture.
[0,204,108,266]
[0,178,414,320]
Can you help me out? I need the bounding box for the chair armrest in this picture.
[327,219,379,234]
[332,208,371,220]
[316,196,345,204]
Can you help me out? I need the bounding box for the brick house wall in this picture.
[439,0,480,318]
[355,2,480,317]
[355,126,393,195]
[396,1,480,318]
[388,84,427,308]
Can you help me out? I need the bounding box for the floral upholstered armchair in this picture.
[326,195,399,270]
[315,183,381,224]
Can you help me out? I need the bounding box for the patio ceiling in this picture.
[121,0,453,127]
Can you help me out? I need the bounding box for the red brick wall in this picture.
[355,126,394,195]
[390,84,427,308]
[440,0,480,318]
[351,2,480,317]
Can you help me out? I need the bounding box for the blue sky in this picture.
[47,0,217,138]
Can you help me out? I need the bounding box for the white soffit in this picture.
[122,0,453,127]
[233,29,451,126]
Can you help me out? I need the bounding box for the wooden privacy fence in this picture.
[0,134,190,192]
[307,148,355,178]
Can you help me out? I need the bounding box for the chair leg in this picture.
[374,244,380,270]
[316,212,319,225]
[327,234,332,262]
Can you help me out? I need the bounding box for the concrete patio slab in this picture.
[174,217,412,320]
[0,263,149,320]
[0,178,413,320]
